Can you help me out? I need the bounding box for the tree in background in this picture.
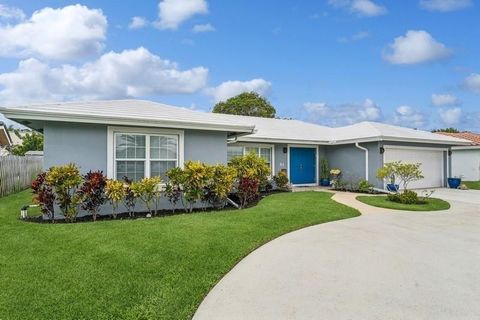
[432,127,460,133]
[212,92,276,118]
[9,131,44,156]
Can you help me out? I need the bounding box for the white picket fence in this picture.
[0,156,43,198]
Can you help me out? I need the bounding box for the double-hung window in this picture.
[109,127,183,181]
[227,144,274,172]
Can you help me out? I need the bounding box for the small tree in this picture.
[376,162,399,186]
[45,163,83,222]
[212,92,276,118]
[105,180,125,218]
[395,163,424,191]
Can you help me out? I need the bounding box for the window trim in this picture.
[227,143,275,174]
[107,126,184,179]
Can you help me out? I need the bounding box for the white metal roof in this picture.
[0,99,471,146]
[0,99,255,135]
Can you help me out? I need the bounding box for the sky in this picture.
[0,0,479,131]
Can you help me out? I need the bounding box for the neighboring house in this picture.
[437,131,480,181]
[0,100,470,193]
[0,122,13,156]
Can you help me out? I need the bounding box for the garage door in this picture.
[384,147,444,189]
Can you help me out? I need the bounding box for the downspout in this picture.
[355,142,369,181]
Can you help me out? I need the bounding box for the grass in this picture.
[0,190,359,320]
[463,181,480,190]
[356,195,450,211]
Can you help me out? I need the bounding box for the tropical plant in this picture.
[204,164,237,208]
[395,162,424,191]
[31,172,55,221]
[376,162,399,185]
[387,190,420,204]
[272,171,289,190]
[358,180,373,193]
[229,153,271,208]
[45,163,83,222]
[79,171,107,221]
[105,179,125,218]
[165,167,186,213]
[320,158,329,179]
[122,177,137,218]
[131,177,162,215]
[212,92,276,118]
[182,161,213,212]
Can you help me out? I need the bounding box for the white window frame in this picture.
[227,143,275,174]
[107,126,184,180]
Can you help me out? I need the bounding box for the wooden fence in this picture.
[0,156,43,198]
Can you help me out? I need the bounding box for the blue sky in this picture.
[0,0,479,130]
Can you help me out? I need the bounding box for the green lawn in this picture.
[356,195,450,211]
[0,190,359,320]
[464,181,480,190]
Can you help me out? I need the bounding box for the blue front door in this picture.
[290,147,316,185]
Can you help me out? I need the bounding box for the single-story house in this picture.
[437,131,480,181]
[0,99,470,192]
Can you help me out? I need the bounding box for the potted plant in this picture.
[447,176,462,189]
[320,158,330,186]
[376,162,399,192]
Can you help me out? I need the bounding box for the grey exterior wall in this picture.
[43,122,229,219]
[44,122,108,172]
[274,143,288,175]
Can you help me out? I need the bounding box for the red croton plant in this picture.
[31,172,55,220]
[78,170,107,221]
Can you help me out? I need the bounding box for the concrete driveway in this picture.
[194,189,480,320]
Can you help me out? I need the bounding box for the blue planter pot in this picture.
[386,184,399,192]
[447,178,461,189]
[320,178,330,187]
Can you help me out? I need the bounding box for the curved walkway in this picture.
[194,190,480,320]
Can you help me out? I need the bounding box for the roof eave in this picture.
[1,109,255,134]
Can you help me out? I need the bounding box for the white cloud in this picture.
[129,16,148,29]
[0,4,25,21]
[192,23,215,33]
[155,0,208,30]
[439,107,462,125]
[383,30,451,64]
[464,73,480,93]
[206,79,272,103]
[304,98,382,126]
[328,0,387,17]
[393,105,425,128]
[338,31,369,43]
[0,47,208,105]
[431,93,460,106]
[420,0,472,11]
[0,4,107,60]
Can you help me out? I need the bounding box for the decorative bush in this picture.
[320,158,329,180]
[105,179,125,218]
[203,164,237,208]
[377,161,424,192]
[376,162,399,185]
[31,172,55,221]
[122,177,137,218]
[229,153,271,207]
[130,177,162,215]
[165,167,186,213]
[387,190,420,204]
[45,163,83,222]
[78,171,107,221]
[358,180,373,193]
[182,161,213,212]
[273,171,289,190]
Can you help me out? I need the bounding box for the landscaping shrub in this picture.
[130,177,162,215]
[387,190,420,204]
[358,180,373,193]
[165,167,185,213]
[203,164,237,208]
[182,161,213,212]
[105,179,125,218]
[122,177,137,218]
[273,171,289,190]
[31,172,55,221]
[45,163,83,222]
[78,171,107,221]
[229,153,271,207]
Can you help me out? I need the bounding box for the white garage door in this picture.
[384,146,445,189]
